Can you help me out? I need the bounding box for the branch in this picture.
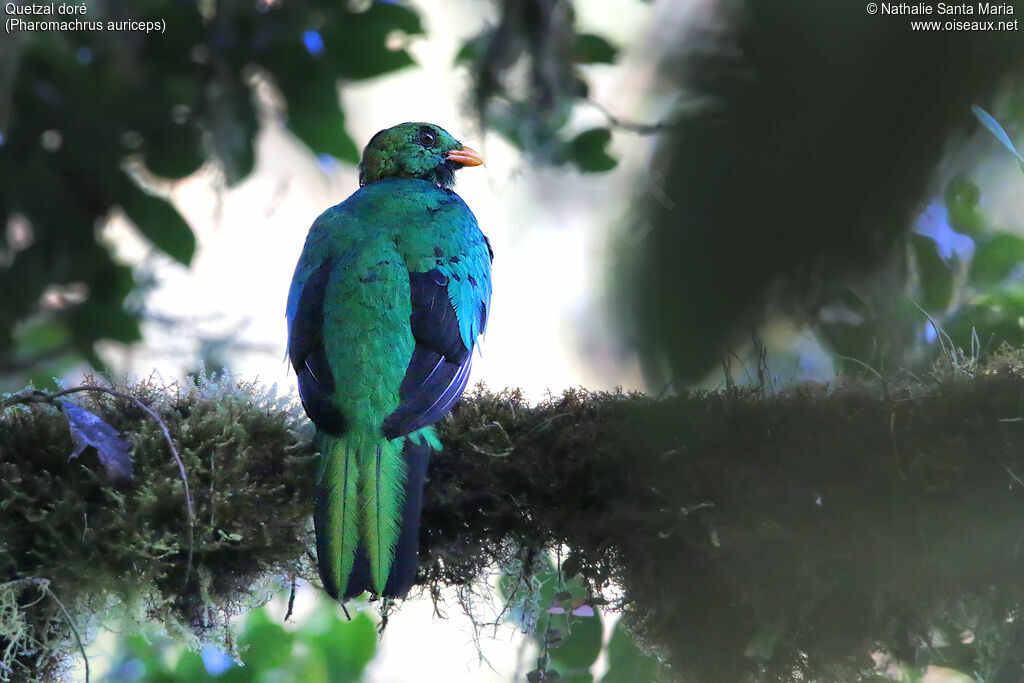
[585,98,711,136]
[586,98,677,135]
[2,385,195,587]
[423,354,1024,680]
[5,354,1024,679]
[0,375,313,679]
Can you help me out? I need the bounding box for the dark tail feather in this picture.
[343,438,431,600]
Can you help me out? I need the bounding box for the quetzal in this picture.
[286,122,491,600]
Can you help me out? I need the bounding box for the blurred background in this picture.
[2,0,1024,680]
[0,0,660,401]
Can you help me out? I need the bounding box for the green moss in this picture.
[424,351,1024,680]
[9,353,1024,680]
[0,374,315,679]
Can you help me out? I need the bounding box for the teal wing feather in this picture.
[382,180,493,437]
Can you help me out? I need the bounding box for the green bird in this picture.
[286,122,491,600]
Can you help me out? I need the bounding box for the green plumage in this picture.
[286,123,491,599]
[315,433,361,588]
[317,432,407,593]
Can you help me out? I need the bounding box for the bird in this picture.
[285,122,492,601]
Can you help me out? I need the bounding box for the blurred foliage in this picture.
[457,0,620,173]
[0,0,423,389]
[805,110,1024,380]
[816,166,1024,378]
[611,0,1024,385]
[106,602,377,682]
[0,0,625,389]
[973,104,1024,172]
[498,553,668,682]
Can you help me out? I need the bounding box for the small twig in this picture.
[655,376,677,400]
[833,353,890,401]
[284,575,297,622]
[0,577,47,591]
[2,385,195,588]
[909,299,957,370]
[1007,467,1024,490]
[0,578,89,682]
[890,412,902,476]
[586,98,679,135]
[40,582,88,683]
[727,347,754,388]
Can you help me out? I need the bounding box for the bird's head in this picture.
[358,122,483,189]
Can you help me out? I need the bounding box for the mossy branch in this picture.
[2,385,196,589]
[5,356,1024,679]
[0,374,315,680]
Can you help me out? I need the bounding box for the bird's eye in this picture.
[417,129,436,147]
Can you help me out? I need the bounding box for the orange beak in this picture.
[445,145,484,168]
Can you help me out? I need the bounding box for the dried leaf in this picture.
[61,402,133,481]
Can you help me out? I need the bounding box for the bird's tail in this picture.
[313,432,362,600]
[343,436,433,600]
[357,433,406,594]
[315,431,433,599]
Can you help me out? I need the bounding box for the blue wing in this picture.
[287,189,492,441]
[382,267,487,439]
[286,255,346,436]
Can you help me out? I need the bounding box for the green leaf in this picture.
[909,233,953,312]
[944,284,1024,350]
[11,318,70,356]
[67,302,142,346]
[301,602,377,677]
[143,121,205,180]
[211,84,258,185]
[115,171,195,266]
[972,105,1024,172]
[278,76,360,163]
[455,35,487,65]
[324,3,422,80]
[971,233,1024,288]
[943,176,986,239]
[172,649,213,680]
[571,34,618,65]
[568,128,618,173]
[500,557,601,680]
[122,634,174,674]
[549,610,603,674]
[88,260,136,302]
[363,1,423,35]
[239,608,295,672]
[601,620,662,683]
